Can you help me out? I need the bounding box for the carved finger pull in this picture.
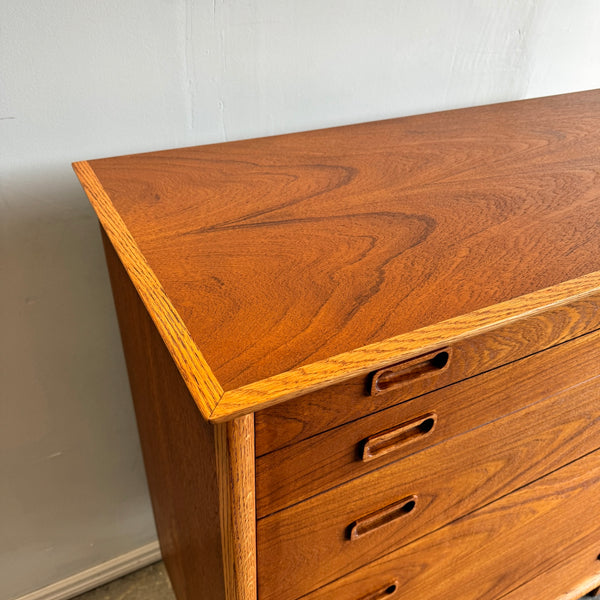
[371,348,451,395]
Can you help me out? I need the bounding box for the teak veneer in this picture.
[75,90,600,600]
[255,328,600,516]
[300,448,600,600]
[258,375,600,600]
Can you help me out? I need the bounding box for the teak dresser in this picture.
[74,90,600,600]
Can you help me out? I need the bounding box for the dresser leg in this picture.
[216,414,258,600]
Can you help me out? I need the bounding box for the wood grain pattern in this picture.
[255,293,600,455]
[101,230,226,600]
[215,414,257,600]
[256,327,600,517]
[256,375,600,600]
[299,448,600,600]
[74,90,600,421]
[73,161,223,420]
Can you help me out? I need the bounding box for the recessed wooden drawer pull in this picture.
[371,348,452,395]
[362,413,437,462]
[349,495,418,540]
[359,580,399,600]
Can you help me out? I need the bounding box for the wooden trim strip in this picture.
[215,414,257,600]
[73,160,223,419]
[211,271,600,422]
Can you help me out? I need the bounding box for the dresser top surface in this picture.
[75,90,600,415]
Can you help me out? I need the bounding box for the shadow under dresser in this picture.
[74,89,600,600]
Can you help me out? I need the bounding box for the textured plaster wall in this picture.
[1,1,599,597]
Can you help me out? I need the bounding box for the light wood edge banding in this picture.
[211,271,600,421]
[72,160,223,419]
[215,414,257,600]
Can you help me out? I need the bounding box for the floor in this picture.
[72,563,174,600]
[72,561,597,600]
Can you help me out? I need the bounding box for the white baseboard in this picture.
[13,541,162,600]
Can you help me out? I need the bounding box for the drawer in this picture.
[255,294,600,455]
[299,448,600,600]
[257,328,600,516]
[256,375,600,600]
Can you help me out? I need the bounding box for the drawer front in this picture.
[298,448,600,600]
[257,375,600,600]
[257,328,600,516]
[255,294,600,455]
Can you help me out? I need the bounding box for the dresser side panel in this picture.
[101,228,226,600]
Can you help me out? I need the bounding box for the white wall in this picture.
[1,1,599,598]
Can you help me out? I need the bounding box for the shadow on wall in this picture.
[0,166,155,598]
